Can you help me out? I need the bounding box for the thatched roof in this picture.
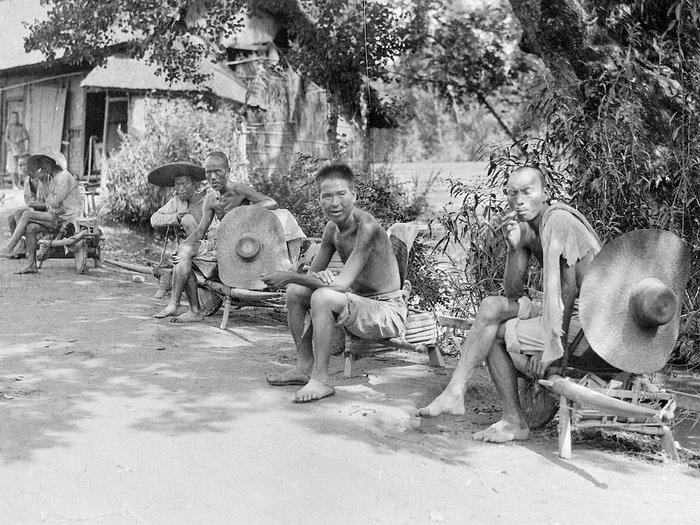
[80,56,266,108]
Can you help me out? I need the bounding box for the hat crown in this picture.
[629,277,677,328]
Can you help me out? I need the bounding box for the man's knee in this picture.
[25,223,45,236]
[310,287,346,312]
[477,296,513,324]
[286,283,311,308]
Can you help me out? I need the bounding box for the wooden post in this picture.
[660,426,680,462]
[220,296,232,330]
[344,352,357,378]
[558,394,572,459]
[427,344,445,367]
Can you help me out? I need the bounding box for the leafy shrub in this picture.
[104,100,242,225]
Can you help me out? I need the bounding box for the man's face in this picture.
[10,113,18,125]
[319,176,356,223]
[506,168,547,222]
[173,174,196,201]
[204,156,229,192]
[18,159,28,176]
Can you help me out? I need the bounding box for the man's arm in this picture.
[233,183,278,210]
[262,222,375,292]
[150,197,182,228]
[45,172,78,210]
[503,221,530,300]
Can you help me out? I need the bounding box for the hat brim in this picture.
[147,162,205,187]
[579,229,690,373]
[216,206,289,290]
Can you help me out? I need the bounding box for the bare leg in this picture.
[294,287,347,402]
[0,210,55,256]
[15,223,47,274]
[155,244,197,318]
[418,296,520,416]
[171,271,204,323]
[268,284,314,386]
[473,341,530,443]
[9,208,29,256]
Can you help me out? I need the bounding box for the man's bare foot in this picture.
[418,390,465,417]
[15,265,38,274]
[154,305,179,318]
[294,379,335,403]
[267,368,310,386]
[170,311,204,323]
[0,250,15,258]
[472,420,529,443]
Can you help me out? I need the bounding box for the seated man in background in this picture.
[5,154,38,257]
[149,162,210,299]
[149,161,209,238]
[0,151,82,274]
[154,151,278,323]
[262,163,407,403]
[418,166,600,443]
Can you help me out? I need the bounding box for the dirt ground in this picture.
[1,191,699,525]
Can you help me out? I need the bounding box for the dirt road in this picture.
[1,196,698,524]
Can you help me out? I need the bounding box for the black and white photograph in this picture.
[0,0,698,523]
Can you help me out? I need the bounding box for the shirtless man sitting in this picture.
[0,152,82,274]
[418,166,601,443]
[154,151,278,323]
[262,163,408,403]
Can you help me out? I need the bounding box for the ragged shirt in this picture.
[41,169,83,221]
[539,203,601,363]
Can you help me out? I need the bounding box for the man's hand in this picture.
[261,271,294,289]
[310,269,335,285]
[176,211,188,221]
[499,210,521,251]
[526,354,556,379]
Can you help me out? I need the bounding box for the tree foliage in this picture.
[26,0,246,83]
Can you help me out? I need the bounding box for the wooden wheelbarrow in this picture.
[195,206,301,329]
[36,218,103,274]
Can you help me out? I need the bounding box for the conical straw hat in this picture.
[579,229,689,373]
[147,161,205,187]
[216,206,288,290]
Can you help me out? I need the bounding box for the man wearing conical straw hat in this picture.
[419,166,601,443]
[153,151,278,323]
[0,151,82,274]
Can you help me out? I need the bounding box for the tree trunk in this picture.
[326,91,341,159]
[507,0,603,98]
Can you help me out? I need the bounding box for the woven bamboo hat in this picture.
[579,229,690,373]
[28,149,67,172]
[216,206,289,290]
[147,161,205,187]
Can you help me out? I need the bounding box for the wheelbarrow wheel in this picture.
[518,376,558,429]
[198,287,223,316]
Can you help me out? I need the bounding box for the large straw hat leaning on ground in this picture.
[147,161,206,187]
[579,229,690,374]
[216,206,289,290]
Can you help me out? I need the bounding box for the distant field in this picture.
[376,161,490,212]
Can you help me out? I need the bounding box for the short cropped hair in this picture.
[205,151,230,170]
[315,163,355,187]
[509,165,547,189]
